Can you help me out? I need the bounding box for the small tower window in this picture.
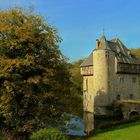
[116,94,121,100]
[105,51,109,58]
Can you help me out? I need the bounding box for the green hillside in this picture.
[131,48,140,60]
[87,120,140,140]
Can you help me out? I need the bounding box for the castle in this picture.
[80,35,140,116]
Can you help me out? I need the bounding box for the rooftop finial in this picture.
[102,25,105,35]
[100,26,106,41]
[102,26,105,35]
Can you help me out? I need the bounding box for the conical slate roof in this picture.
[98,35,110,50]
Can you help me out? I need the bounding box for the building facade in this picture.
[80,35,140,116]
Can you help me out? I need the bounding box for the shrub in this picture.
[30,128,69,140]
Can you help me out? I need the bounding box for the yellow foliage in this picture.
[27,76,41,84]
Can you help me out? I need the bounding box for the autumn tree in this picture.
[70,60,83,95]
[0,8,71,140]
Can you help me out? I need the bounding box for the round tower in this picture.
[93,35,115,115]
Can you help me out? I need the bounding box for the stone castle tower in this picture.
[80,35,140,116]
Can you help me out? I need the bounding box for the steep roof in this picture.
[80,53,93,67]
[80,35,139,67]
[98,35,111,50]
[107,38,139,64]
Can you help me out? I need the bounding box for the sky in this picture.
[1,0,140,61]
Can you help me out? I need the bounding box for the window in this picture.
[132,77,136,83]
[86,79,88,92]
[84,94,86,99]
[82,67,86,70]
[119,77,124,83]
[116,94,121,100]
[130,94,133,99]
[105,51,109,58]
[86,67,89,70]
[119,53,122,57]
[90,95,92,100]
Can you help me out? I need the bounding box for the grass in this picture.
[0,133,5,140]
[1,120,140,140]
[0,137,4,140]
[87,120,140,140]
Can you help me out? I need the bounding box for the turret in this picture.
[93,35,115,115]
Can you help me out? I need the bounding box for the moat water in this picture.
[61,112,121,136]
[61,112,94,136]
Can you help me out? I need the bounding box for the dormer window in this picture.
[117,48,120,53]
[128,51,132,58]
[118,53,122,57]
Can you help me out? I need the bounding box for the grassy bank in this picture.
[0,134,5,140]
[87,120,140,140]
[1,120,140,140]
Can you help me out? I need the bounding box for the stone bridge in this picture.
[114,100,140,119]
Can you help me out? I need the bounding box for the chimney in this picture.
[96,39,100,49]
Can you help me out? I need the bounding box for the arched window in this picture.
[116,94,121,100]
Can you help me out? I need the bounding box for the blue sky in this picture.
[1,0,140,61]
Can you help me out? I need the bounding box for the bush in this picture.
[30,128,69,140]
[0,133,5,140]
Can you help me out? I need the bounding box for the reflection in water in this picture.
[60,112,94,136]
[61,113,85,136]
[83,112,94,134]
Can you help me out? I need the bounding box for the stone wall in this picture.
[82,48,140,116]
[83,75,94,112]
[92,49,140,115]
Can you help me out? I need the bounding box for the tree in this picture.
[131,48,140,60]
[0,8,71,139]
[58,60,83,118]
[70,60,83,96]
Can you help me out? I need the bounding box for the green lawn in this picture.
[87,120,140,140]
[0,137,4,140]
[1,121,140,140]
[0,134,4,140]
